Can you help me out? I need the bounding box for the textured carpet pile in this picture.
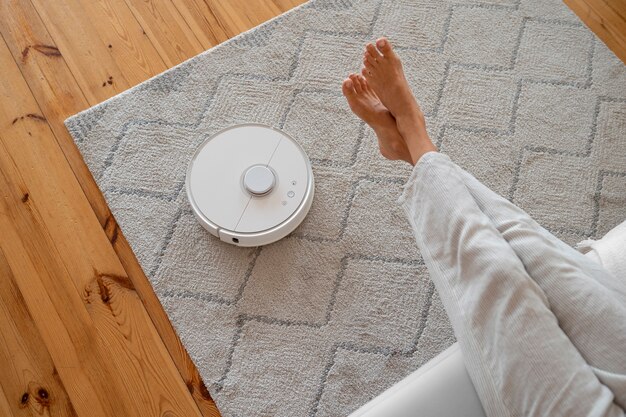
[66,0,626,415]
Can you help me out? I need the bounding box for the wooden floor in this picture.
[0,1,624,416]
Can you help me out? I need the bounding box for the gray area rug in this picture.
[66,0,626,415]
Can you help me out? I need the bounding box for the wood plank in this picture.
[0,0,111,228]
[24,0,187,104]
[28,0,132,104]
[604,0,626,19]
[0,36,208,417]
[172,0,306,49]
[0,38,126,286]
[170,0,230,48]
[583,0,626,41]
[597,0,626,31]
[0,384,15,417]
[26,0,178,102]
[70,0,168,80]
[271,0,307,12]
[564,0,626,64]
[0,156,210,417]
[203,0,283,38]
[122,0,205,66]
[0,3,221,415]
[0,248,78,417]
[0,146,117,417]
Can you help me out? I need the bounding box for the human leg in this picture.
[399,151,624,417]
[343,34,625,416]
[460,168,626,300]
[455,167,626,407]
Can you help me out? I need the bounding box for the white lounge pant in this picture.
[398,152,626,417]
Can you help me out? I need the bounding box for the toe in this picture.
[376,37,397,59]
[357,75,368,89]
[366,43,382,60]
[356,74,367,92]
[342,78,355,97]
[364,52,378,67]
[357,74,372,95]
[361,67,372,78]
[349,73,362,93]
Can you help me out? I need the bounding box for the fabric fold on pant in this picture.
[457,166,626,409]
[398,151,624,417]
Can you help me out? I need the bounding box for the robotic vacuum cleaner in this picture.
[186,123,315,247]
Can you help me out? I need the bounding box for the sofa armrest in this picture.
[577,219,626,282]
[348,343,486,417]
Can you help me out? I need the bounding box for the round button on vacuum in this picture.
[243,165,275,196]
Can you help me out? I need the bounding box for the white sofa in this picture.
[349,220,626,417]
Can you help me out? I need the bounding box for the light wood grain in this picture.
[202,0,282,39]
[0,385,13,417]
[564,0,626,64]
[0,0,109,226]
[0,248,78,417]
[0,7,219,411]
[170,0,231,48]
[122,0,204,67]
[28,0,130,103]
[0,140,117,417]
[72,0,168,80]
[0,36,206,417]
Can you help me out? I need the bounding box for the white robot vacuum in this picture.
[186,123,315,247]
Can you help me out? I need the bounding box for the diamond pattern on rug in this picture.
[514,82,595,152]
[516,19,593,85]
[284,91,363,167]
[440,66,517,131]
[445,6,523,67]
[65,0,626,415]
[513,150,596,235]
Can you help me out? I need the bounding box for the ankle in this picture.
[407,141,437,165]
[396,113,426,142]
[400,125,437,166]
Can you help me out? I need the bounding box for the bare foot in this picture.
[361,37,437,164]
[342,73,412,164]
